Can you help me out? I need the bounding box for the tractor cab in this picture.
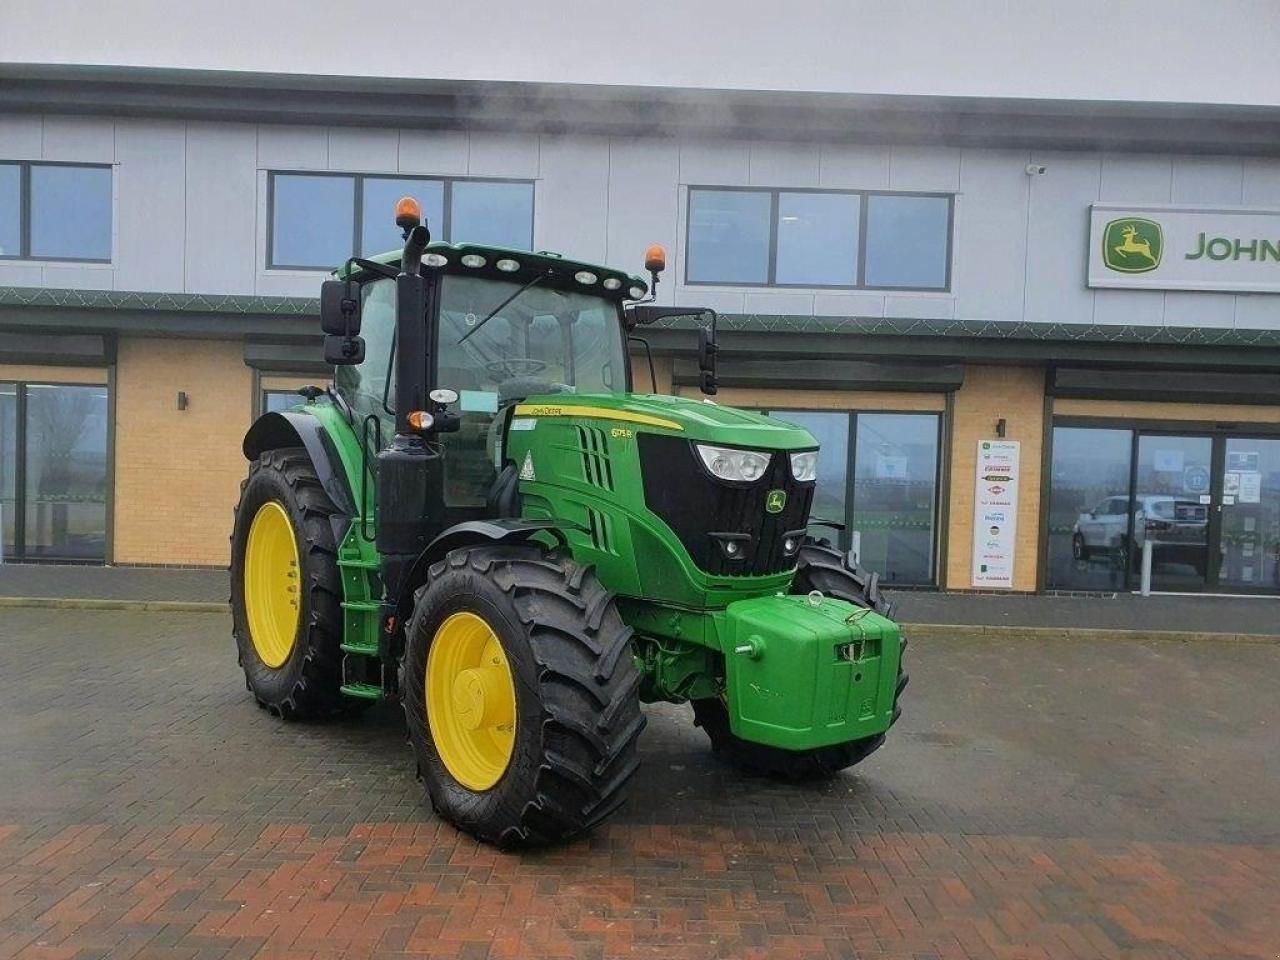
[330,242,641,517]
[319,197,721,553]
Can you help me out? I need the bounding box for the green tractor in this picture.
[231,196,907,846]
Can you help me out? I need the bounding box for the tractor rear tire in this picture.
[401,544,644,847]
[230,446,348,720]
[691,541,905,780]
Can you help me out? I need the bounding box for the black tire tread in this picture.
[230,446,348,721]
[402,544,644,847]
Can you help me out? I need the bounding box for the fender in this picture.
[242,410,357,518]
[392,518,579,623]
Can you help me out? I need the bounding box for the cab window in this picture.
[436,274,626,508]
[335,277,396,432]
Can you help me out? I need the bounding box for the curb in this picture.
[1,596,1276,643]
[0,596,227,613]
[901,621,1279,644]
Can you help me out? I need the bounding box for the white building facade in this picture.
[3,5,1280,592]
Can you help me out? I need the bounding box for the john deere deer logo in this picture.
[765,490,786,514]
[1103,218,1163,273]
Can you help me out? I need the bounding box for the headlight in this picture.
[696,444,771,482]
[789,450,818,482]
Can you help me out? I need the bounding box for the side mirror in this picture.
[621,305,721,395]
[324,334,365,366]
[320,279,362,336]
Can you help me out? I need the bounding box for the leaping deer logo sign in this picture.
[1102,218,1163,274]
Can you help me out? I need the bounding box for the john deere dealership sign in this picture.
[1088,203,1280,293]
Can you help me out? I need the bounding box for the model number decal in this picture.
[610,427,633,439]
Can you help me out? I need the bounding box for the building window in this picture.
[261,389,301,414]
[686,187,952,291]
[765,409,942,585]
[776,192,861,286]
[0,161,113,262]
[862,194,952,289]
[1045,426,1134,591]
[1,382,109,562]
[686,189,772,284]
[268,172,535,270]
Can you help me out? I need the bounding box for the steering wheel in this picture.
[484,358,547,380]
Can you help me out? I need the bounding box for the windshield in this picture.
[436,274,627,507]
[438,274,626,401]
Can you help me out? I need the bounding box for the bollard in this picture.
[1140,537,1153,596]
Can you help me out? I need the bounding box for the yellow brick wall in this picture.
[945,365,1047,592]
[1054,397,1280,424]
[259,374,324,392]
[0,365,108,385]
[112,338,253,566]
[688,387,946,413]
[630,355,673,395]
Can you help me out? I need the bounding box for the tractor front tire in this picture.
[402,544,644,847]
[692,541,905,780]
[791,541,894,619]
[230,446,347,720]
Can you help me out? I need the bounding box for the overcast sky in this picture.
[3,0,1279,105]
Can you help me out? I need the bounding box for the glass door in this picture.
[1134,434,1215,591]
[764,409,942,585]
[1,382,109,562]
[1217,438,1280,591]
[0,384,16,561]
[851,413,940,584]
[23,384,110,560]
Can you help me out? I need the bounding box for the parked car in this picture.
[1072,495,1208,574]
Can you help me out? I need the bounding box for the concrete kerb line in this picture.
[0,596,227,614]
[902,622,1279,644]
[0,595,1276,643]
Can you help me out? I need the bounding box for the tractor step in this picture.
[340,600,381,612]
[339,682,383,700]
[338,558,380,570]
[340,640,379,656]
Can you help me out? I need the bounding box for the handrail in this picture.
[360,413,383,542]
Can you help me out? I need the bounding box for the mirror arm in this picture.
[628,335,658,394]
[401,224,430,277]
[699,309,720,396]
[343,257,398,280]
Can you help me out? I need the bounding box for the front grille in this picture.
[638,434,813,576]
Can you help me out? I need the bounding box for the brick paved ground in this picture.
[0,609,1276,960]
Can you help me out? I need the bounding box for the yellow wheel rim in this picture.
[243,501,301,669]
[426,611,517,791]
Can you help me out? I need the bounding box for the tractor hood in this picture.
[514,392,817,451]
